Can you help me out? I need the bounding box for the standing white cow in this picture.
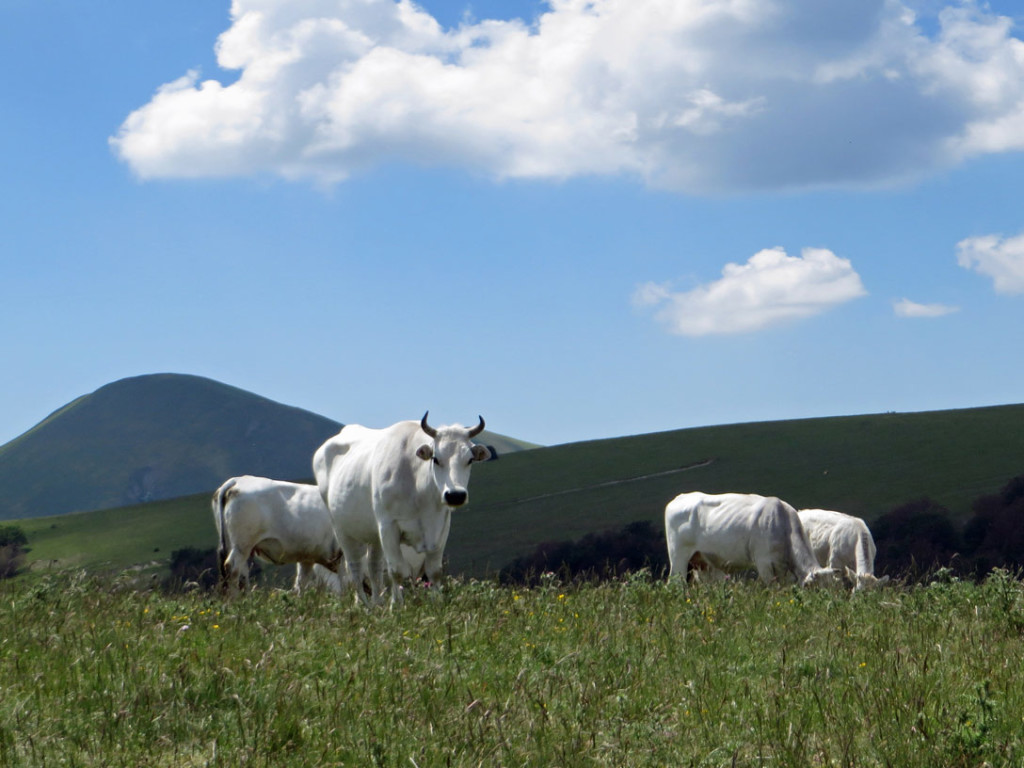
[665,492,836,587]
[313,412,489,605]
[798,508,889,591]
[213,476,343,596]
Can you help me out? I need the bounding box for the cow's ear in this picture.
[472,444,491,463]
[844,566,857,583]
[416,444,434,462]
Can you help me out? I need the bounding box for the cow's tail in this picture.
[312,443,331,506]
[312,432,356,505]
[212,478,237,588]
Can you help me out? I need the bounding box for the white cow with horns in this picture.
[313,412,490,605]
[798,508,889,591]
[213,475,343,596]
[665,492,836,587]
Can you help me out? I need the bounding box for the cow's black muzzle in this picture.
[444,490,468,507]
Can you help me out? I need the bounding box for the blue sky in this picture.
[2,0,1023,447]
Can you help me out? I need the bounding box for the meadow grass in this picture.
[2,569,1023,767]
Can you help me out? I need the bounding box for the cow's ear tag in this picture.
[416,445,433,461]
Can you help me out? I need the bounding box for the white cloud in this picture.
[635,247,867,336]
[892,298,960,317]
[957,232,1024,294]
[111,0,1024,192]
[631,281,672,308]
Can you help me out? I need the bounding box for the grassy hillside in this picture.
[0,373,534,521]
[12,403,1024,580]
[16,493,214,574]
[447,403,1024,575]
[3,571,1024,766]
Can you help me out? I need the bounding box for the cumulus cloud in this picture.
[957,232,1024,294]
[892,298,959,317]
[110,0,1024,192]
[634,247,867,336]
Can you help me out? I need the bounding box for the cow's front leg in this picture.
[293,562,314,593]
[755,559,781,584]
[364,542,386,605]
[422,548,445,594]
[339,536,372,606]
[667,545,695,585]
[378,520,412,607]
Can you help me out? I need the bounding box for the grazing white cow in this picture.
[213,475,343,596]
[313,412,489,605]
[798,508,889,591]
[665,492,836,587]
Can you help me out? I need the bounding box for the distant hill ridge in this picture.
[0,373,532,520]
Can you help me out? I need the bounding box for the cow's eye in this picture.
[466,458,475,466]
[432,457,442,466]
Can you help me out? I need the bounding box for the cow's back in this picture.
[218,475,338,563]
[667,492,779,563]
[716,495,795,570]
[315,421,423,542]
[313,425,379,491]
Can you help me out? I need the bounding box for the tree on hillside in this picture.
[871,497,962,579]
[961,474,1024,576]
[500,520,668,585]
[0,525,29,579]
[162,547,220,593]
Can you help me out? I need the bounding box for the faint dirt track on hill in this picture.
[487,458,716,510]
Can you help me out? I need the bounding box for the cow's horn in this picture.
[421,412,438,438]
[468,415,485,438]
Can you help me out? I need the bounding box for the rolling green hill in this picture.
[12,403,1024,579]
[448,404,1024,574]
[0,373,534,521]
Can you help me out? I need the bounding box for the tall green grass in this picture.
[3,570,1023,766]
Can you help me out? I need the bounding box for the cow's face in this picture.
[416,414,489,508]
[846,567,890,591]
[802,567,839,588]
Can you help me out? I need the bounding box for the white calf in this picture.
[213,476,343,596]
[798,508,889,591]
[665,492,836,587]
